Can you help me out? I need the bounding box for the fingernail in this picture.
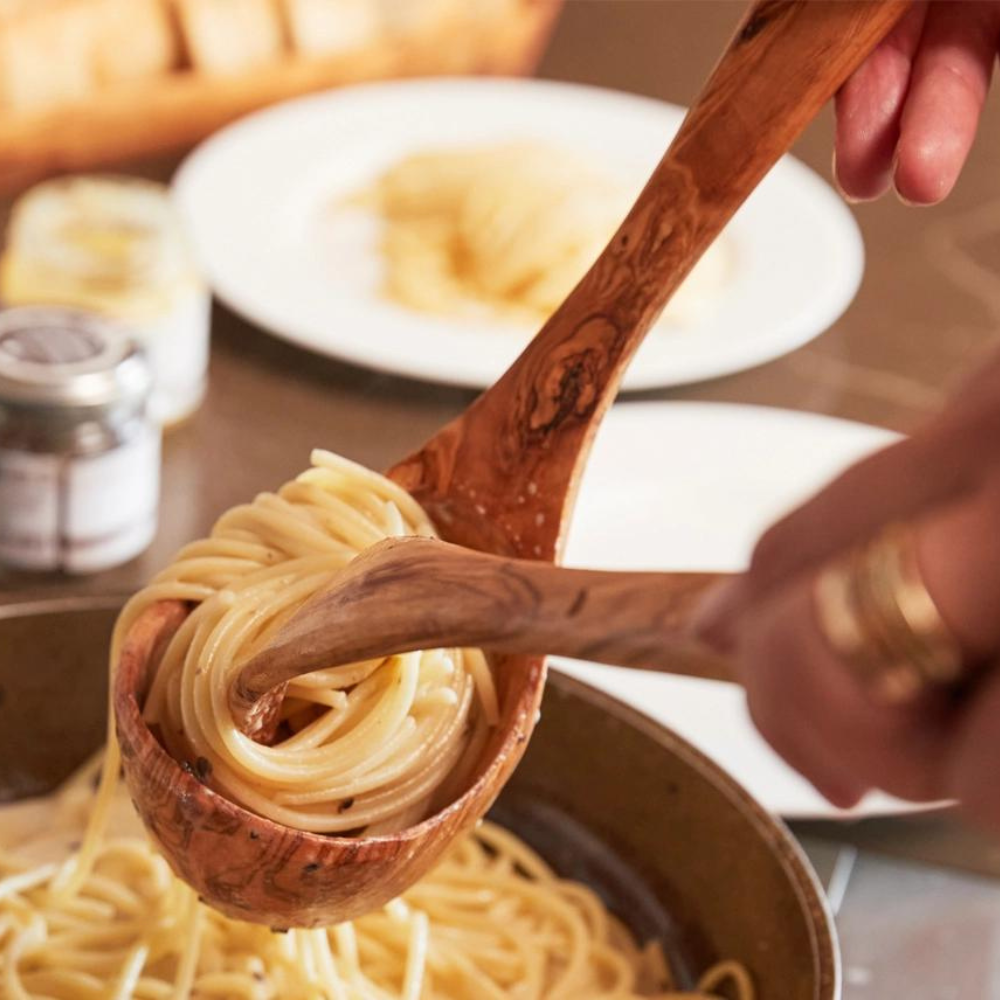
[893,188,936,208]
[690,578,744,652]
[830,149,870,205]
[816,780,868,811]
[830,149,850,199]
[891,152,941,208]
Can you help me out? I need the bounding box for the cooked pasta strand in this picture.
[0,450,753,999]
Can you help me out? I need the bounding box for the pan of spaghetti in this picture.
[0,584,838,997]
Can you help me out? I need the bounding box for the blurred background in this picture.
[0,0,996,597]
[0,0,1000,592]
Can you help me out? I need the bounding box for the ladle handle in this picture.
[233,537,735,730]
[391,0,910,561]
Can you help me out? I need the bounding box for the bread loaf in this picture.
[0,1,96,110]
[380,0,463,37]
[92,0,179,85]
[280,0,381,56]
[174,0,286,73]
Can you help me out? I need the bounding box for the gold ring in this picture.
[813,523,964,704]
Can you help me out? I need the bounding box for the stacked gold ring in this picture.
[813,523,964,704]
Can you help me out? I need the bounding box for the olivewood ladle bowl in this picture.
[114,0,908,929]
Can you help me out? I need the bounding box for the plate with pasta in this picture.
[559,400,932,820]
[173,77,864,390]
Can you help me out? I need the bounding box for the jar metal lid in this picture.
[0,306,151,411]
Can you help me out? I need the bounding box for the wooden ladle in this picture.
[114,0,909,930]
[231,536,733,739]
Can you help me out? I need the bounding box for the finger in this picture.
[736,432,966,608]
[893,1,1000,205]
[916,474,1000,662]
[834,3,927,202]
[744,351,1000,600]
[947,668,1000,830]
[742,654,871,809]
[724,474,1000,809]
[735,583,950,805]
[693,431,969,648]
[694,349,1000,645]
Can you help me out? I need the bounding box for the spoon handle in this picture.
[391,0,910,561]
[233,537,735,727]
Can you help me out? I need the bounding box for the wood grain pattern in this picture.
[232,536,732,737]
[114,0,908,928]
[115,599,480,928]
[391,0,909,568]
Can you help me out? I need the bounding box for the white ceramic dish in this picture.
[559,401,927,820]
[173,77,864,390]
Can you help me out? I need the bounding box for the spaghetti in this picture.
[0,449,755,998]
[0,758,754,999]
[137,449,498,835]
[360,142,732,326]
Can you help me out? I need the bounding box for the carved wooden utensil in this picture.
[114,0,909,929]
[231,536,733,738]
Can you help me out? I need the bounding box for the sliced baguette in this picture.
[92,0,180,85]
[174,0,286,74]
[280,0,382,56]
[0,1,97,111]
[379,0,464,36]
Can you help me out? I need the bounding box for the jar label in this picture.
[0,450,61,570]
[0,425,160,574]
[64,425,161,574]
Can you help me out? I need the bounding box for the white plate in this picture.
[558,401,924,820]
[173,77,864,391]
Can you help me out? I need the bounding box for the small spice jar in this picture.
[0,175,209,427]
[0,306,160,574]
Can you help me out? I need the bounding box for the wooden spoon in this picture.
[114,0,909,929]
[231,536,733,739]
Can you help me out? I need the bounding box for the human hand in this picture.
[835,1,1000,204]
[694,348,1000,829]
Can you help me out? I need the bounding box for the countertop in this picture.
[2,2,999,996]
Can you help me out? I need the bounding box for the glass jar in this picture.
[0,175,209,427]
[0,306,160,574]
